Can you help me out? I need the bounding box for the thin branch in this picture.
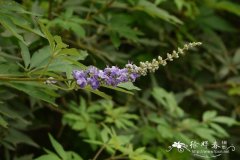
[105,155,128,160]
[92,145,106,160]
[38,57,53,78]
[45,104,65,114]
[0,77,73,82]
[0,52,22,61]
[204,82,240,89]
[38,52,56,78]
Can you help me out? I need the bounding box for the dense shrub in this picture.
[0,0,240,160]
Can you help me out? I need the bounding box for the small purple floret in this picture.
[77,78,87,88]
[87,77,99,89]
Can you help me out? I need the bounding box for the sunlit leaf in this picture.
[35,154,60,160]
[48,134,67,160]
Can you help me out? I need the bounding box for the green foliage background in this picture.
[0,0,240,159]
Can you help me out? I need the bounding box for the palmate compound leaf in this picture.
[0,1,42,44]
[152,87,184,117]
[35,137,83,160]
[104,106,138,129]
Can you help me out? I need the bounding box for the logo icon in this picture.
[167,140,235,158]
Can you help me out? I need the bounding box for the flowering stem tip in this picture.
[73,42,202,89]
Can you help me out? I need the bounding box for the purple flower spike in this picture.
[88,66,99,74]
[77,78,87,88]
[87,77,99,90]
[98,70,107,79]
[73,64,140,89]
[73,70,86,79]
[129,73,140,82]
[109,66,120,76]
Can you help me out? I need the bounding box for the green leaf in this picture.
[86,123,98,140]
[152,87,184,117]
[39,22,55,51]
[110,32,121,48]
[212,116,238,126]
[30,46,51,69]
[102,85,134,95]
[64,8,74,19]
[181,118,200,129]
[233,48,240,64]
[84,86,112,100]
[198,15,236,32]
[193,127,216,142]
[108,24,142,43]
[0,16,26,44]
[14,154,33,160]
[66,151,83,160]
[64,113,82,121]
[203,110,217,122]
[155,0,166,5]
[0,0,40,15]
[228,86,240,96]
[54,36,68,51]
[19,42,31,68]
[5,128,39,148]
[0,115,8,128]
[84,139,103,146]
[69,22,85,38]
[100,128,110,143]
[157,125,173,139]
[174,0,184,10]
[47,59,71,72]
[135,147,145,154]
[35,154,61,160]
[117,82,141,91]
[0,104,30,124]
[72,121,86,130]
[48,134,67,160]
[209,123,229,137]
[214,1,240,16]
[134,0,182,24]
[5,82,57,106]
